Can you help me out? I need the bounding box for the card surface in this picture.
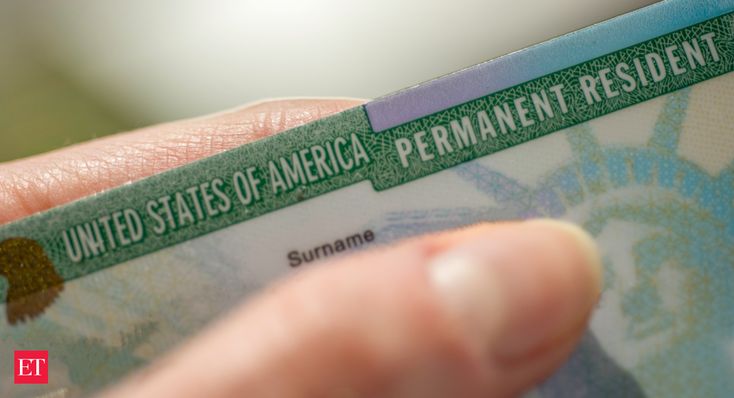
[1,0,733,396]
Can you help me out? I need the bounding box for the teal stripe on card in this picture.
[0,11,732,308]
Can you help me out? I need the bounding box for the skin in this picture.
[0,99,601,397]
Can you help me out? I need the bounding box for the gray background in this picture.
[0,0,659,161]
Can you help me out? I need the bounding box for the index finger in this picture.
[0,99,364,225]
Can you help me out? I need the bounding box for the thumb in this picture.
[102,220,602,398]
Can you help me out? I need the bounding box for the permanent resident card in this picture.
[1,0,733,396]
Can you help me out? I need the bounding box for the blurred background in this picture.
[0,0,660,162]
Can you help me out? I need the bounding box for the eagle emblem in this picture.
[0,238,64,324]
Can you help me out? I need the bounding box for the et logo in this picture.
[14,350,48,384]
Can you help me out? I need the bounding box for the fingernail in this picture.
[527,219,603,293]
[429,220,602,362]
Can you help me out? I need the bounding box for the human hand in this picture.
[1,99,601,398]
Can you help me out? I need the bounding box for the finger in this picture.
[102,219,602,398]
[0,98,364,224]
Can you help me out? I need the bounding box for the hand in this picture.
[1,99,601,398]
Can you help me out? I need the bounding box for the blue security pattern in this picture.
[376,88,734,397]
